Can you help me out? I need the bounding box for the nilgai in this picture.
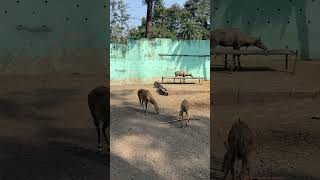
[154,81,168,96]
[154,81,161,88]
[211,28,267,69]
[88,86,109,152]
[137,89,159,114]
[175,70,193,77]
[179,99,190,128]
[222,118,254,180]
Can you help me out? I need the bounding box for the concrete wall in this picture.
[211,0,320,59]
[110,38,210,81]
[0,0,108,74]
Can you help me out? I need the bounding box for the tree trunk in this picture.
[145,0,153,38]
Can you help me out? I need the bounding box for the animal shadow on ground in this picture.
[110,153,160,179]
[111,101,210,179]
[119,102,208,129]
[0,97,56,121]
[0,138,109,180]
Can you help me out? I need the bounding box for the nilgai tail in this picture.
[179,99,190,128]
[137,89,159,115]
[222,118,254,180]
[88,86,110,152]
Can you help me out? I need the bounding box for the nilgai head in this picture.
[255,37,267,50]
[154,103,160,114]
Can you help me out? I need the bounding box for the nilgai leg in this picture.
[145,101,149,115]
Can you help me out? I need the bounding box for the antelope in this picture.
[211,28,267,69]
[179,99,190,128]
[88,86,109,152]
[137,89,159,115]
[175,70,193,77]
[222,118,254,180]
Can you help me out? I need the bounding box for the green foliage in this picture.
[129,0,209,40]
[111,0,130,43]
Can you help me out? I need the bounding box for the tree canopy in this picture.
[111,0,210,42]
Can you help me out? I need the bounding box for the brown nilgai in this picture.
[137,89,159,115]
[179,99,190,128]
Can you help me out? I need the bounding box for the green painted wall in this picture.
[211,0,320,59]
[110,38,210,81]
[0,0,108,74]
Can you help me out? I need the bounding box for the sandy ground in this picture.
[110,80,210,180]
[211,56,320,180]
[0,73,109,180]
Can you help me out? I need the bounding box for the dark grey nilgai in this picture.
[175,70,193,77]
[222,118,254,180]
[88,86,109,152]
[211,28,267,69]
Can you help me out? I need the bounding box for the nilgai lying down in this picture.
[88,86,109,152]
[175,70,193,77]
[222,118,254,180]
[137,89,159,114]
[179,99,190,128]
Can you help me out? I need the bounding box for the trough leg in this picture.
[285,54,288,69]
[237,55,241,69]
[224,55,228,70]
[162,77,164,83]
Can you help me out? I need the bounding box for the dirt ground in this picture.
[110,80,210,179]
[211,56,320,180]
[0,73,109,180]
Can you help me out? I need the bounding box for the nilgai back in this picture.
[222,118,254,180]
[179,99,190,128]
[88,86,109,152]
[175,70,193,77]
[137,89,159,114]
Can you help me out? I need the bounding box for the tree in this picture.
[110,0,130,43]
[179,19,203,39]
[128,17,146,39]
[144,0,154,38]
[183,0,210,39]
[129,0,209,40]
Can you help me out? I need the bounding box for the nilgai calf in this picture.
[179,99,190,128]
[175,70,193,77]
[222,118,254,180]
[211,28,267,69]
[88,86,109,152]
[137,89,159,114]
